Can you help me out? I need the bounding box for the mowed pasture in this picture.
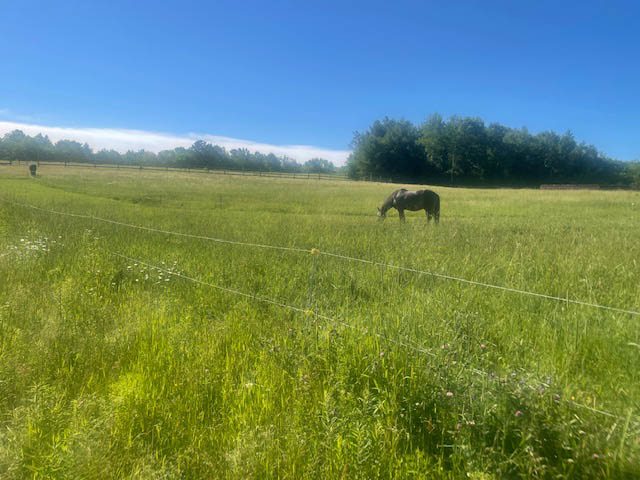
[1,164,639,478]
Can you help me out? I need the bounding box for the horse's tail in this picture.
[434,194,440,224]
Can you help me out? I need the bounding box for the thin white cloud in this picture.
[193,133,351,165]
[0,120,351,166]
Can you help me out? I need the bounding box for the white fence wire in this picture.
[106,247,637,427]
[108,249,439,360]
[3,197,639,317]
[2,196,639,426]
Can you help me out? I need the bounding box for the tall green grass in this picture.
[1,164,639,478]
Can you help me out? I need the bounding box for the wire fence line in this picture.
[106,249,439,360]
[2,198,310,255]
[319,251,640,317]
[107,250,310,313]
[105,247,636,427]
[107,248,441,363]
[3,196,639,317]
[1,197,637,427]
[6,160,350,182]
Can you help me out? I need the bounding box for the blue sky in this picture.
[1,0,638,164]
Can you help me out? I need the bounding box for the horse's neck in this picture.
[389,189,404,206]
[381,189,406,213]
[381,194,396,212]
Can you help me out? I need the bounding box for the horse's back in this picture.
[394,189,427,210]
[390,188,439,211]
[417,189,438,198]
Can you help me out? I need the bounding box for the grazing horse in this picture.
[377,188,440,223]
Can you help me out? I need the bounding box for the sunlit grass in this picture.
[1,164,639,478]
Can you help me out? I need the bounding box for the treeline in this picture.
[0,130,338,174]
[347,115,639,186]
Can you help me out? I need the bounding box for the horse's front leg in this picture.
[398,209,405,222]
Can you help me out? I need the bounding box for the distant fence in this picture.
[6,162,637,189]
[2,160,349,182]
[540,184,639,191]
[540,184,601,190]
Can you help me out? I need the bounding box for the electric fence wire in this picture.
[2,196,639,427]
[3,197,639,317]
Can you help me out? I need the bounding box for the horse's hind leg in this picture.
[426,210,432,223]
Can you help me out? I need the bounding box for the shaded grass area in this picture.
[0,165,639,478]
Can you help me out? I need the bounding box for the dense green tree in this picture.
[54,140,92,163]
[349,114,631,186]
[484,123,510,180]
[444,116,488,180]
[282,156,303,173]
[347,117,423,180]
[32,133,54,162]
[95,149,122,165]
[303,158,335,174]
[418,113,449,176]
[1,122,632,185]
[263,153,281,172]
[0,131,337,174]
[626,162,640,186]
[189,140,228,169]
[1,130,30,162]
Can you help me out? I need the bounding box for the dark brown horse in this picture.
[377,188,440,223]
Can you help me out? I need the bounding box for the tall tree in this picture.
[347,117,424,180]
[303,158,335,174]
[349,114,626,185]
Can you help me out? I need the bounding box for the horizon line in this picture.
[0,120,352,166]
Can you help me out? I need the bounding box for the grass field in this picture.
[1,164,639,478]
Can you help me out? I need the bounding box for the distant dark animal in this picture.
[377,188,440,223]
[29,164,37,177]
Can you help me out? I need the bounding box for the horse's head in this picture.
[377,207,386,220]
